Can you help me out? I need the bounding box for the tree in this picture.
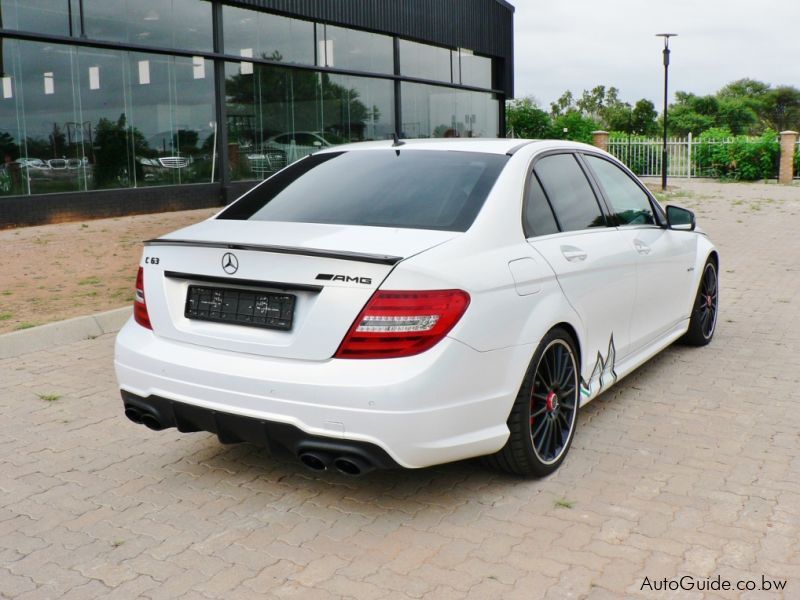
[550,90,574,117]
[717,98,758,135]
[506,97,551,138]
[576,85,608,121]
[549,112,600,144]
[602,102,634,133]
[666,93,720,135]
[717,78,770,102]
[760,86,800,132]
[93,114,147,187]
[666,105,715,136]
[0,132,19,159]
[631,99,658,135]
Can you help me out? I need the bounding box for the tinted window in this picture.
[524,175,559,237]
[585,156,656,225]
[1,0,73,36]
[294,133,320,146]
[83,0,212,51]
[219,151,509,231]
[534,154,605,232]
[316,25,393,74]
[222,6,314,65]
[458,51,493,89]
[401,82,499,138]
[399,39,453,83]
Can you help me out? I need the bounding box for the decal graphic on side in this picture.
[579,335,617,400]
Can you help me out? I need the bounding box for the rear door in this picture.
[525,153,637,389]
[582,154,696,351]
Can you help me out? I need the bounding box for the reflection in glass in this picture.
[82,0,212,51]
[401,82,499,139]
[225,62,394,181]
[316,25,393,74]
[458,50,493,89]
[127,53,217,187]
[399,39,453,83]
[222,6,314,65]
[0,0,74,36]
[0,39,217,197]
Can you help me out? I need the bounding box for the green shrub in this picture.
[795,143,800,179]
[694,128,778,180]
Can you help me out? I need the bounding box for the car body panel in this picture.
[116,322,534,468]
[115,138,718,469]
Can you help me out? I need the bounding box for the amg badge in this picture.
[316,273,372,285]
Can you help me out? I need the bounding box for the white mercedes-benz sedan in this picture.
[115,139,718,477]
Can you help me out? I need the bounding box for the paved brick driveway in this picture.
[2,182,800,599]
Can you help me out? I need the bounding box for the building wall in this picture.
[0,0,514,227]
[227,0,514,96]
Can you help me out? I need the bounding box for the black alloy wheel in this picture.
[681,258,719,346]
[485,327,580,477]
[530,339,579,465]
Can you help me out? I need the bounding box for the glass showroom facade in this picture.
[0,0,513,225]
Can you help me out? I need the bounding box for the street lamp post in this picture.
[656,33,677,191]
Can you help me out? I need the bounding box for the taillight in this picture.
[334,290,470,359]
[133,266,152,330]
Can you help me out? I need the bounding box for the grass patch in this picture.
[78,276,102,286]
[15,322,38,330]
[1,290,12,296]
[37,393,61,402]
[554,498,575,509]
[111,540,125,548]
[0,312,12,321]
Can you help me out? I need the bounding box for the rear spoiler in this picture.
[143,238,403,266]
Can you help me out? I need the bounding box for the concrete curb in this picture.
[0,307,131,359]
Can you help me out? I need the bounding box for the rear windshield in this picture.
[218,150,509,232]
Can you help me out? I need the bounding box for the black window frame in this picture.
[522,150,611,238]
[578,151,667,228]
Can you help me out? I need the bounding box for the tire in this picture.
[484,327,580,477]
[680,258,719,346]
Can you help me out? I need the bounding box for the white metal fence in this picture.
[606,134,781,179]
[608,133,693,178]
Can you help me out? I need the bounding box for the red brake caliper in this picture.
[545,391,556,412]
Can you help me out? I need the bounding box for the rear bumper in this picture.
[114,319,534,468]
[121,390,400,471]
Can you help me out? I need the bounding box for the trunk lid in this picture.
[141,219,456,360]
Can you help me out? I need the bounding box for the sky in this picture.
[508,0,800,110]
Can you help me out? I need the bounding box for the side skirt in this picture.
[578,319,690,407]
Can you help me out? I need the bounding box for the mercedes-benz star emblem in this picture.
[221,252,239,275]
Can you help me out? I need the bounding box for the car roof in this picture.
[316,138,598,156]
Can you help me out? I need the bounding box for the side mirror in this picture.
[666,205,696,231]
[313,140,323,147]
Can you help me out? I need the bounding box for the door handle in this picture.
[634,240,652,255]
[560,246,588,262]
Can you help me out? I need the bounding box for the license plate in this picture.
[185,285,295,331]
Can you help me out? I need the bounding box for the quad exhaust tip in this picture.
[298,452,329,471]
[124,406,143,424]
[124,403,167,431]
[298,451,372,476]
[333,457,367,476]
